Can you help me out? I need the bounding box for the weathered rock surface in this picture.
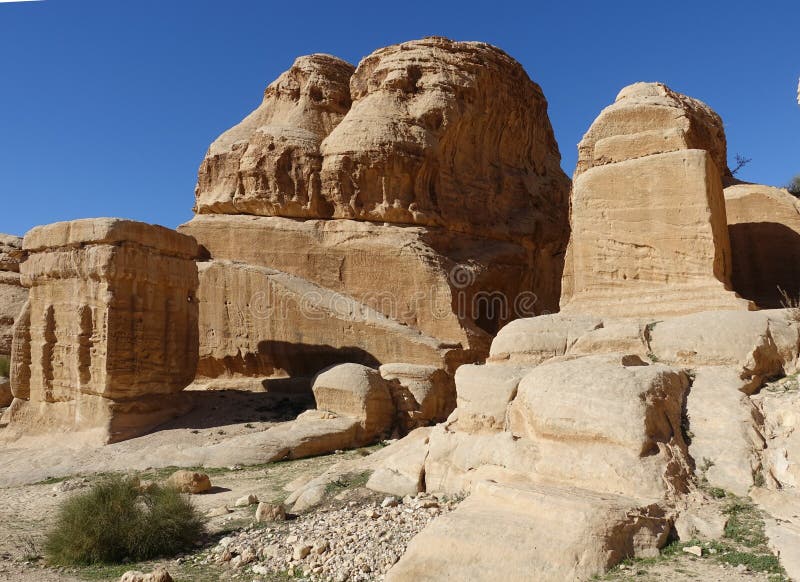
[0,234,27,357]
[312,363,394,443]
[0,376,10,408]
[167,470,211,494]
[320,37,570,243]
[561,83,751,318]
[387,480,670,582]
[575,82,729,178]
[379,363,455,431]
[725,182,800,308]
[192,259,457,380]
[195,54,354,217]
[4,219,199,443]
[488,313,602,364]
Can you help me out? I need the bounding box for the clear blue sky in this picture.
[0,0,797,236]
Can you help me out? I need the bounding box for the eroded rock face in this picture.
[4,219,199,443]
[320,37,569,241]
[725,183,800,308]
[195,54,354,217]
[0,234,27,357]
[561,83,751,317]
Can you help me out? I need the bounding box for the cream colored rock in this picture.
[180,214,554,356]
[567,319,649,357]
[365,427,431,497]
[167,470,211,494]
[379,363,455,431]
[4,219,199,443]
[195,54,354,217]
[312,363,394,442]
[320,37,570,243]
[575,82,729,178]
[255,502,286,523]
[193,259,455,380]
[686,367,765,496]
[0,234,25,273]
[508,355,690,498]
[649,311,783,382]
[488,313,602,364]
[754,389,800,490]
[562,150,751,317]
[725,183,800,308]
[120,569,173,582]
[386,480,671,582]
[453,363,532,432]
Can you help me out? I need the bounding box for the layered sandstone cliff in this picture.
[0,234,27,358]
[184,37,571,384]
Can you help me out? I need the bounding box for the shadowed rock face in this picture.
[321,37,570,243]
[195,54,355,218]
[0,234,27,357]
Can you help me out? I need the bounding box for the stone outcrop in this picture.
[725,182,800,308]
[195,54,354,218]
[184,37,571,386]
[561,82,751,317]
[0,234,27,357]
[3,219,200,443]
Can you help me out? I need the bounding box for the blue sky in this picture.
[0,0,797,236]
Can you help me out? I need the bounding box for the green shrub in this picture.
[0,355,9,378]
[45,474,205,565]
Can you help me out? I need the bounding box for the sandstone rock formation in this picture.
[183,37,571,388]
[561,82,751,317]
[3,219,200,443]
[0,234,28,357]
[195,54,354,218]
[725,182,800,307]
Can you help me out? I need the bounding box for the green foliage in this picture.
[788,175,800,197]
[45,474,205,565]
[0,355,9,378]
[324,471,372,495]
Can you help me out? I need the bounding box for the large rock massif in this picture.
[2,219,200,443]
[561,82,751,317]
[182,37,571,386]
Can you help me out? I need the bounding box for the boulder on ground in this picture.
[119,568,173,582]
[379,363,455,431]
[365,427,431,497]
[312,364,394,442]
[508,354,690,498]
[488,314,602,364]
[167,470,211,494]
[454,363,532,432]
[255,502,286,523]
[386,480,671,582]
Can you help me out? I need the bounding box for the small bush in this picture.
[787,175,800,197]
[0,355,9,378]
[45,474,205,565]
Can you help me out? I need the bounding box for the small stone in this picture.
[255,502,286,523]
[235,494,259,507]
[293,544,312,561]
[381,496,399,508]
[682,545,703,557]
[207,505,232,517]
[166,470,211,494]
[312,540,330,554]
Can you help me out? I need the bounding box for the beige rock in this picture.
[119,568,173,582]
[312,363,394,442]
[453,363,532,432]
[234,494,258,507]
[180,214,556,357]
[725,183,800,308]
[488,313,602,364]
[674,499,727,541]
[508,355,690,498]
[0,233,25,273]
[255,502,286,523]
[751,488,800,581]
[575,82,729,178]
[379,363,455,431]
[4,219,199,443]
[567,320,649,358]
[192,259,455,379]
[386,480,671,582]
[754,389,800,490]
[686,367,765,496]
[649,311,783,382]
[320,37,570,243]
[562,149,751,317]
[167,470,211,494]
[9,299,30,400]
[195,54,354,217]
[365,427,431,497]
